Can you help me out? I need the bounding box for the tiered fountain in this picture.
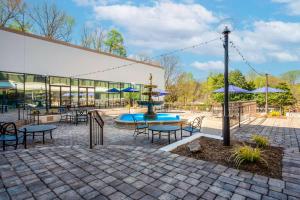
[137,74,163,120]
[116,74,181,125]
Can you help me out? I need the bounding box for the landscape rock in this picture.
[187,141,202,153]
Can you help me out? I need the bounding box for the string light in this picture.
[229,40,264,76]
[71,37,222,78]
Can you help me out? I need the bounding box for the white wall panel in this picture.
[0,29,165,88]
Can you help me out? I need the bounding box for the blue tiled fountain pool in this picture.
[117,113,181,123]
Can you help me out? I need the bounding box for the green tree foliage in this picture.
[104,29,126,57]
[255,82,296,113]
[256,82,296,111]
[208,70,255,103]
[176,72,198,105]
[281,70,300,85]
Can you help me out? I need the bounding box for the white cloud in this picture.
[268,52,299,61]
[191,61,224,70]
[230,21,300,63]
[75,0,300,64]
[272,0,300,15]
[92,1,221,54]
[73,0,123,6]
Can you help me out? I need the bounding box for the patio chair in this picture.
[75,109,88,125]
[59,107,69,122]
[0,122,23,151]
[181,116,205,138]
[132,115,149,139]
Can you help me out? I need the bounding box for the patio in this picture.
[0,114,300,199]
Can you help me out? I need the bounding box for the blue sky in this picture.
[26,0,300,80]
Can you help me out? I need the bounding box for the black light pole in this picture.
[223,26,231,146]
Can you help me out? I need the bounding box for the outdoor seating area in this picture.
[1,1,300,199]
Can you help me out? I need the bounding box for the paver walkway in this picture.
[233,117,300,187]
[1,116,300,200]
[1,145,300,200]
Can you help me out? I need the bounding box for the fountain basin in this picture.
[115,113,184,127]
[136,100,164,106]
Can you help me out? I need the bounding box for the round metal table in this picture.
[148,125,181,144]
[18,124,57,148]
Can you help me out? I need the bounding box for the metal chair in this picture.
[181,116,205,138]
[132,115,149,139]
[0,122,23,150]
[75,109,88,125]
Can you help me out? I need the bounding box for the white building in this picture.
[0,27,165,108]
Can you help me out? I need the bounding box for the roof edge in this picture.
[0,27,163,69]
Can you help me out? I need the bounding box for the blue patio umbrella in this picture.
[106,88,120,93]
[122,87,139,111]
[0,81,16,89]
[153,89,169,97]
[251,86,285,114]
[251,87,285,93]
[121,87,139,93]
[213,85,250,93]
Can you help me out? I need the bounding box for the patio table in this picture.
[18,124,57,149]
[149,125,181,144]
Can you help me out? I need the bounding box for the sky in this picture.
[26,0,300,80]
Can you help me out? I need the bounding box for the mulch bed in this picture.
[171,137,283,179]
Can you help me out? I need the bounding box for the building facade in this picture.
[0,28,165,108]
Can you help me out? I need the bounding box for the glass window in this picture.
[0,72,24,106]
[50,86,60,107]
[79,87,87,106]
[25,74,46,107]
[79,79,94,87]
[95,81,108,107]
[71,79,78,107]
[50,76,70,86]
[108,82,121,106]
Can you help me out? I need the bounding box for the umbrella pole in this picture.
[265,74,269,114]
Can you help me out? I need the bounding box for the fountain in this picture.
[116,74,182,126]
[137,73,163,120]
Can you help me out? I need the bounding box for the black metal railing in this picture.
[88,110,104,149]
[213,101,257,127]
[16,104,38,125]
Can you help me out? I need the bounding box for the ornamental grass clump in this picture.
[251,134,269,148]
[231,145,267,168]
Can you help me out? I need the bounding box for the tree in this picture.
[81,26,105,52]
[160,55,181,89]
[0,0,24,27]
[255,82,296,111]
[281,70,300,85]
[8,1,31,32]
[176,73,198,105]
[270,83,296,113]
[29,2,75,42]
[104,29,126,57]
[208,70,255,103]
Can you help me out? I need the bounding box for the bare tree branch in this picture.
[160,55,181,88]
[0,0,24,27]
[29,2,74,42]
[80,25,105,51]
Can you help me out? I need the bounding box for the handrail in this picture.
[88,110,104,148]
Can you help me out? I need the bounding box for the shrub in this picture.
[231,145,267,168]
[251,134,269,148]
[269,111,280,117]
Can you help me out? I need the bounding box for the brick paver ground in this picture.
[1,145,300,200]
[1,113,300,200]
[233,117,300,187]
